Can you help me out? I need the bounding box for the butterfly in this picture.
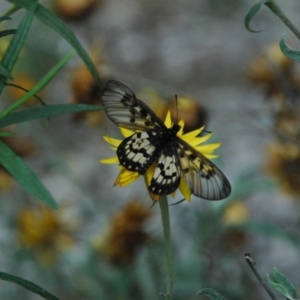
[101,80,231,200]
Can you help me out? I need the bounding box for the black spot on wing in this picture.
[176,139,231,200]
[148,142,181,195]
[117,130,164,174]
[101,80,165,130]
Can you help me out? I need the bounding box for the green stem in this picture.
[266,0,300,41]
[159,195,173,300]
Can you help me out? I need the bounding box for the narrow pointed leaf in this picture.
[245,0,270,33]
[0,104,104,128]
[279,35,300,62]
[0,29,17,37]
[0,141,57,209]
[0,2,37,94]
[0,271,60,300]
[0,50,74,120]
[195,288,227,300]
[2,5,21,19]
[0,16,12,22]
[8,0,102,88]
[0,64,12,79]
[0,132,13,137]
[266,268,297,300]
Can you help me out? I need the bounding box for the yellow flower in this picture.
[221,201,249,251]
[266,143,300,197]
[100,111,221,202]
[17,205,78,267]
[248,43,295,98]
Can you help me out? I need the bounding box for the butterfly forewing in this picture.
[102,80,165,131]
[176,139,231,200]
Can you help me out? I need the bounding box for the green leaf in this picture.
[0,64,12,79]
[8,0,102,88]
[0,29,17,37]
[0,131,13,137]
[245,0,270,33]
[0,271,60,300]
[2,5,21,20]
[0,2,37,94]
[0,104,104,128]
[195,288,227,300]
[0,16,12,22]
[279,35,300,63]
[0,50,75,120]
[0,141,57,209]
[267,268,297,299]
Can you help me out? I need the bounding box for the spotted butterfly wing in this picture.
[101,80,165,131]
[176,139,231,200]
[102,80,231,200]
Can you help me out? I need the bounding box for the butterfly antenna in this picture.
[175,95,178,123]
[203,130,212,134]
[169,198,186,206]
[149,200,157,210]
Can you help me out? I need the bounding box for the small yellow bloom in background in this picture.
[17,205,77,267]
[6,74,43,106]
[0,169,14,193]
[101,111,221,201]
[69,46,104,126]
[53,0,101,21]
[92,201,152,265]
[18,207,60,248]
[222,201,249,225]
[248,43,294,97]
[275,98,300,143]
[221,201,249,251]
[266,143,300,197]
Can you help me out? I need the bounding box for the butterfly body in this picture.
[102,80,231,200]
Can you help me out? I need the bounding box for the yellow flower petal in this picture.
[196,143,221,151]
[100,157,119,164]
[179,179,192,201]
[204,154,219,159]
[144,163,156,188]
[103,135,121,147]
[115,169,140,187]
[181,131,212,146]
[119,173,139,187]
[120,127,134,138]
[180,127,204,140]
[164,110,172,128]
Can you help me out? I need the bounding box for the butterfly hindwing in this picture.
[148,142,181,195]
[117,130,165,175]
[102,80,165,130]
[176,139,231,200]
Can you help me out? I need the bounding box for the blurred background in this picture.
[1,0,300,299]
